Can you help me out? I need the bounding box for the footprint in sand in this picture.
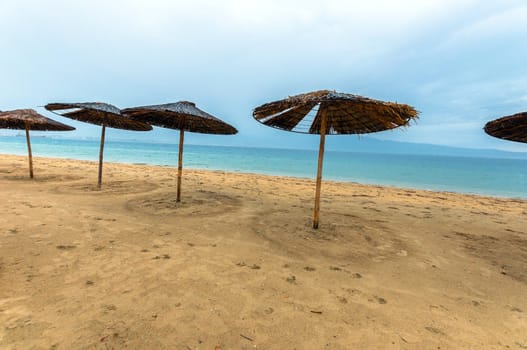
[369,296,387,304]
[424,326,445,336]
[56,245,76,250]
[337,296,348,304]
[152,254,171,260]
[235,262,261,270]
[286,275,297,284]
[102,304,117,312]
[397,250,408,257]
[264,307,274,315]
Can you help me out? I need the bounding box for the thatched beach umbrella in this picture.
[484,112,527,143]
[122,101,237,201]
[45,102,152,188]
[253,90,418,229]
[0,109,75,178]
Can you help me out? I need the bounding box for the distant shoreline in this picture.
[1,153,525,201]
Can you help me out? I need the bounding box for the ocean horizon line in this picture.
[2,133,527,160]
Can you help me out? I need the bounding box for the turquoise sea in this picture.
[1,136,526,199]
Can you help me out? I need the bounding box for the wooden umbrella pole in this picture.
[313,112,327,229]
[25,125,34,179]
[176,127,185,202]
[98,125,106,189]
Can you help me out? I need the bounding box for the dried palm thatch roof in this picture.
[253,89,418,229]
[123,101,236,202]
[45,102,151,188]
[253,90,419,134]
[484,112,527,144]
[0,109,75,179]
[0,109,75,131]
[122,101,237,135]
[45,102,152,131]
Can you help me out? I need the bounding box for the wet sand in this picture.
[1,154,526,349]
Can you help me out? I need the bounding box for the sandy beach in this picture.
[0,154,526,349]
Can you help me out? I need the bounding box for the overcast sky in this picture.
[1,0,526,152]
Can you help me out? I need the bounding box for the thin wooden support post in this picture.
[98,125,106,189]
[313,112,327,229]
[25,125,34,178]
[176,127,185,202]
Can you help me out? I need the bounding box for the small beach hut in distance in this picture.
[0,109,75,178]
[253,90,418,229]
[45,102,152,188]
[122,101,238,202]
[484,112,527,143]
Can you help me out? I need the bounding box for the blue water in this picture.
[1,136,526,198]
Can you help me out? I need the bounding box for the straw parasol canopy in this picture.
[45,102,152,188]
[484,112,527,144]
[0,109,75,178]
[123,101,238,201]
[253,89,419,229]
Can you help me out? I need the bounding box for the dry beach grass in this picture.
[0,154,526,349]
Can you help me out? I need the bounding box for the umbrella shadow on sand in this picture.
[125,188,242,217]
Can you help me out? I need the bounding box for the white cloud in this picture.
[0,0,526,151]
[439,4,527,46]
